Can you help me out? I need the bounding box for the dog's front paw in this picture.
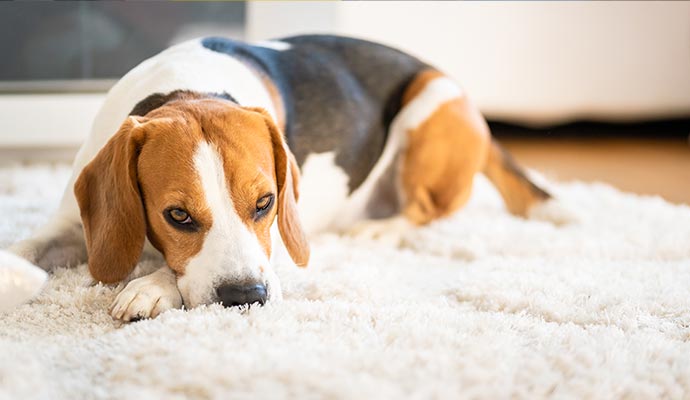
[109,267,182,322]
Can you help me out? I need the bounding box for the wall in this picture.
[248,1,690,126]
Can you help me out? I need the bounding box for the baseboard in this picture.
[489,117,690,139]
[0,145,78,165]
[0,93,105,148]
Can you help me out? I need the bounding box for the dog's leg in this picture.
[346,70,485,242]
[394,71,492,225]
[110,266,183,322]
[349,69,567,243]
[8,212,87,271]
[396,71,573,226]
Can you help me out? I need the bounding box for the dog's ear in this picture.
[278,146,310,266]
[74,116,148,283]
[247,107,310,267]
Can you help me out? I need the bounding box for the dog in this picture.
[8,34,555,322]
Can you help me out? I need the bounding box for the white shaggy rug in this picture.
[1,163,690,399]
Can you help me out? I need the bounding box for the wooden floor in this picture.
[501,138,690,205]
[1,138,688,205]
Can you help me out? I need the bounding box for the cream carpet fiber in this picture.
[1,164,689,399]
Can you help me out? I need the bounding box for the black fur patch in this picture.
[129,90,238,116]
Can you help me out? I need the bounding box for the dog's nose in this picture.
[216,283,267,308]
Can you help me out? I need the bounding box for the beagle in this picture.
[9,35,552,322]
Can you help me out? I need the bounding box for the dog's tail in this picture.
[482,139,551,217]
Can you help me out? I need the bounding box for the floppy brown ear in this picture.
[278,148,310,266]
[74,116,148,283]
[247,107,310,267]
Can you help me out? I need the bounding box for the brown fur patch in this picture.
[400,95,490,224]
[74,117,149,284]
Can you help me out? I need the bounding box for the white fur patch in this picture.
[110,266,182,322]
[392,76,464,135]
[297,152,351,234]
[253,40,292,51]
[175,141,279,307]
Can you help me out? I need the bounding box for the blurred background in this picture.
[1,2,688,203]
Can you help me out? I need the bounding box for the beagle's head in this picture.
[74,91,309,308]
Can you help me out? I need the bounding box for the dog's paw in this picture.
[346,216,412,247]
[109,268,182,322]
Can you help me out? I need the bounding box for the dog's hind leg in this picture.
[8,211,87,271]
[350,69,567,243]
[398,70,570,225]
[394,70,491,225]
[348,70,489,240]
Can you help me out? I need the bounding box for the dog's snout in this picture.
[216,283,267,308]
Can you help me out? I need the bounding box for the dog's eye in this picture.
[164,208,198,232]
[255,194,274,219]
[168,208,192,224]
